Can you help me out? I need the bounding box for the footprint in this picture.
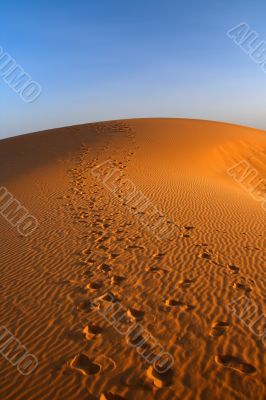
[87,281,104,290]
[165,299,195,311]
[70,353,101,375]
[233,282,252,293]
[146,362,174,388]
[83,323,103,340]
[76,300,96,313]
[110,253,119,259]
[98,245,108,251]
[227,264,239,275]
[215,355,256,375]
[97,235,110,243]
[127,329,148,348]
[85,257,96,264]
[82,248,92,256]
[83,270,94,278]
[100,291,121,303]
[98,263,112,273]
[199,251,212,260]
[145,266,168,273]
[180,233,190,238]
[111,275,126,286]
[184,226,195,230]
[127,307,145,321]
[209,321,229,337]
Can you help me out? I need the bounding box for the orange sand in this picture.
[0,118,265,399]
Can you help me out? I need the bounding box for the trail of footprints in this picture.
[67,122,147,397]
[63,122,258,396]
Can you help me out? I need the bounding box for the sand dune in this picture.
[0,118,265,399]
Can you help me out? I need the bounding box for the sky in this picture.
[1,0,266,139]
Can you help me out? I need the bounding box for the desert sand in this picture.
[0,118,265,399]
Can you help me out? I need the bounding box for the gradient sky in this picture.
[1,0,266,138]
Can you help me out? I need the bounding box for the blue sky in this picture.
[1,0,266,138]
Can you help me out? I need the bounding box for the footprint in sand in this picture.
[127,307,145,321]
[146,362,174,388]
[97,235,110,243]
[110,253,119,259]
[100,291,121,303]
[98,263,112,273]
[145,266,168,273]
[98,245,109,251]
[165,299,195,311]
[127,330,148,348]
[85,257,96,264]
[209,321,229,337]
[87,281,104,290]
[111,275,126,286]
[180,233,191,238]
[70,353,101,376]
[83,270,94,278]
[100,393,125,400]
[82,248,92,256]
[227,264,240,275]
[184,226,195,231]
[77,299,96,313]
[233,282,252,293]
[83,322,103,340]
[198,251,212,260]
[215,355,256,375]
